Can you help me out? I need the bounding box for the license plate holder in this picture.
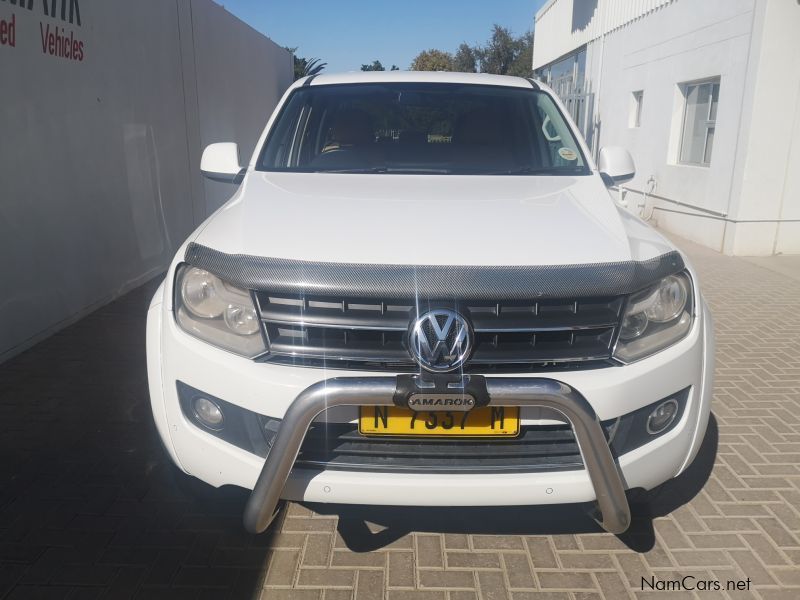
[393,374,490,410]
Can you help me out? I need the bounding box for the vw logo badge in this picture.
[408,309,473,372]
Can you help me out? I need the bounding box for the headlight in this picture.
[614,272,694,363]
[181,268,228,318]
[174,265,266,357]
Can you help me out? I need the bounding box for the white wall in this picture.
[0,0,292,362]
[535,0,800,256]
[188,1,293,216]
[533,0,674,70]
[593,0,800,256]
[724,0,800,255]
[588,0,757,252]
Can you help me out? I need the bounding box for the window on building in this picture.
[631,90,643,128]
[679,79,720,166]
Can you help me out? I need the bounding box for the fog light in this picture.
[193,397,224,429]
[646,399,678,434]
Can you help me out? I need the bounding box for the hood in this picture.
[194,172,673,266]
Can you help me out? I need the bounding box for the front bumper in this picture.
[146,280,714,533]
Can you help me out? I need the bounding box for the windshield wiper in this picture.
[307,166,585,175]
[484,166,585,175]
[319,167,453,174]
[320,167,389,174]
[387,167,452,174]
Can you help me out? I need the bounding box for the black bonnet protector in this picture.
[184,242,685,300]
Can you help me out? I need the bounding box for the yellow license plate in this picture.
[358,406,520,437]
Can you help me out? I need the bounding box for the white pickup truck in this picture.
[146,71,714,534]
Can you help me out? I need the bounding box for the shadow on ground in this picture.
[308,414,718,554]
[0,278,274,599]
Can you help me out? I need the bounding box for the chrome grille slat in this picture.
[263,317,408,331]
[267,340,409,362]
[255,291,624,371]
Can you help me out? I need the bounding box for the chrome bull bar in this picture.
[243,377,631,535]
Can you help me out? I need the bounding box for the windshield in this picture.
[257,83,589,175]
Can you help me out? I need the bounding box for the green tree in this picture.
[477,25,517,75]
[506,32,533,78]
[410,49,454,72]
[453,43,478,73]
[361,60,386,71]
[285,47,327,81]
[475,25,532,77]
[361,61,400,72]
[408,27,531,77]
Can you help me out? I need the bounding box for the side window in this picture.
[679,79,720,166]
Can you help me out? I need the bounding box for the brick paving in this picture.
[0,233,798,599]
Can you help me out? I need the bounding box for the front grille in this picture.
[293,421,617,473]
[254,292,624,372]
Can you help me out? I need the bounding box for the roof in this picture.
[533,0,674,69]
[294,71,536,89]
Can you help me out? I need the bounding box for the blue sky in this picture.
[214,1,546,72]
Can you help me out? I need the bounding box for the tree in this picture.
[301,58,327,77]
[408,26,532,77]
[361,60,386,71]
[478,25,518,75]
[506,32,533,78]
[285,47,327,81]
[361,61,400,71]
[453,43,478,73]
[410,49,454,72]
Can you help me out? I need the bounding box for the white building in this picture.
[532,0,800,256]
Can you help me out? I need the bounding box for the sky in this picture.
[214,1,547,73]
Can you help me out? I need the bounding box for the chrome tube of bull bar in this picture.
[242,377,631,535]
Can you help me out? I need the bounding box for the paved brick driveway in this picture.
[1,234,798,599]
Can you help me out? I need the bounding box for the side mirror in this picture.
[201,143,244,183]
[598,146,635,186]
